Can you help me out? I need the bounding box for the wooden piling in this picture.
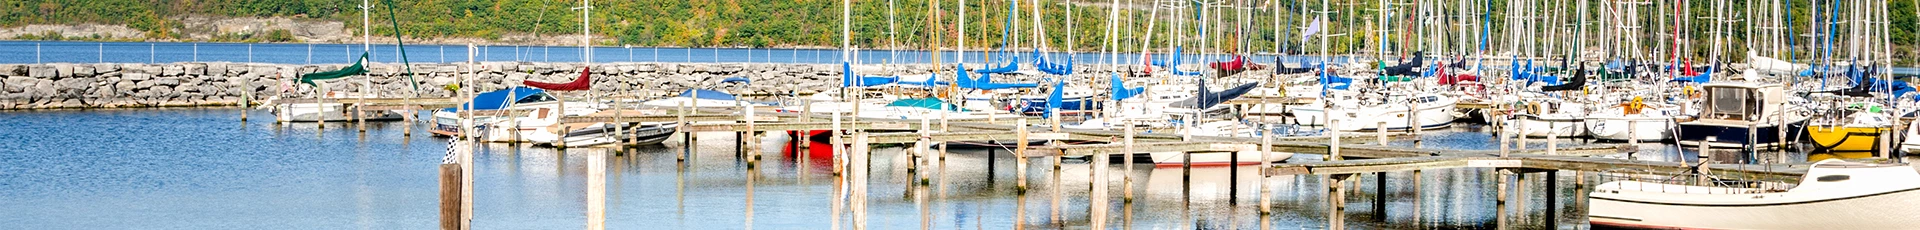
[1328,174,1346,230]
[1377,122,1388,144]
[678,101,690,162]
[851,132,870,230]
[1016,119,1030,192]
[1091,148,1108,229]
[439,164,462,230]
[831,111,844,176]
[1546,125,1557,156]
[1123,120,1135,202]
[745,104,759,164]
[1628,120,1639,146]
[1498,118,1509,157]
[1330,119,1342,161]
[1373,172,1386,221]
[1546,170,1558,229]
[459,140,473,230]
[1260,124,1273,215]
[587,150,606,230]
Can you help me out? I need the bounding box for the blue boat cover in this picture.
[1110,73,1144,101]
[976,56,1020,74]
[884,98,966,111]
[447,87,546,112]
[678,89,738,101]
[1035,51,1075,75]
[1044,79,1065,118]
[720,76,752,84]
[956,65,1039,90]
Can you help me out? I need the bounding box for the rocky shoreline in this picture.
[0,62,1077,110]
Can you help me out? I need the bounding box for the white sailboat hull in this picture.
[273,103,406,122]
[1583,116,1676,141]
[1290,102,1457,131]
[1503,115,1586,138]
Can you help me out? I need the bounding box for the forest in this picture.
[2,0,1916,64]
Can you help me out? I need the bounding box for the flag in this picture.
[1301,16,1325,40]
[442,138,470,164]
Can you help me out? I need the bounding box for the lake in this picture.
[3,108,1826,229]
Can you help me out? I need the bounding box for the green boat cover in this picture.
[1377,75,1414,82]
[884,98,968,112]
[300,53,369,85]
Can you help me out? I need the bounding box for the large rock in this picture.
[72,65,94,77]
[54,78,89,92]
[206,63,228,77]
[2,64,23,76]
[184,63,206,75]
[92,63,118,73]
[28,65,56,78]
[161,65,185,76]
[124,72,152,81]
[152,77,181,86]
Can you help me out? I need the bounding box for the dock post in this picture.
[799,99,812,151]
[1412,169,1422,227]
[851,132,870,230]
[1260,124,1273,215]
[1628,120,1639,147]
[1328,174,1347,230]
[1498,118,1509,157]
[240,82,250,122]
[1330,120,1342,160]
[1377,121,1388,144]
[357,101,367,133]
[746,104,758,163]
[1546,125,1557,155]
[1123,120,1136,202]
[1373,172,1386,221]
[1016,119,1030,192]
[1091,148,1108,230]
[939,108,949,161]
[586,149,606,230]
[439,163,462,230]
[1516,119,1527,150]
[404,109,413,137]
[459,140,473,230]
[916,117,931,184]
[832,111,844,176]
[1546,170,1558,229]
[678,102,690,162]
[556,125,570,149]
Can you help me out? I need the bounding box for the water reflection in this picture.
[4,109,1858,229]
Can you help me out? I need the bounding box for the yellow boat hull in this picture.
[1805,126,1888,152]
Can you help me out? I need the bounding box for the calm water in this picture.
[5,108,1813,229]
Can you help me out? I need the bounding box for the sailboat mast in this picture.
[844,0,853,63]
[361,0,371,97]
[582,0,591,64]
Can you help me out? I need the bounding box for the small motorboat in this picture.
[527,122,679,147]
[1588,159,1920,229]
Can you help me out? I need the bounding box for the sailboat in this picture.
[274,0,409,123]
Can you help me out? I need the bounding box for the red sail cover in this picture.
[525,67,592,91]
[1208,55,1268,71]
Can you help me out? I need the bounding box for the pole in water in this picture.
[1016,119,1031,193]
